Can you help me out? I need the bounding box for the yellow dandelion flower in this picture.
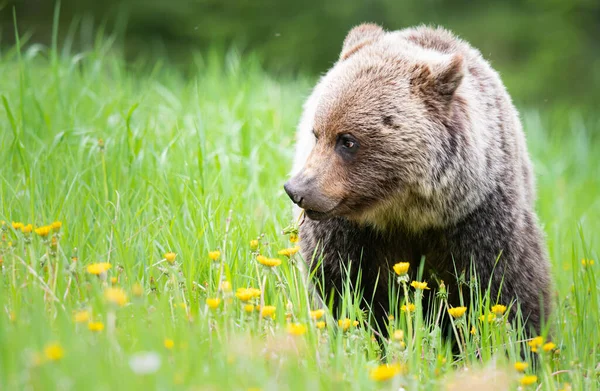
[369,363,403,381]
[86,262,112,275]
[51,221,62,231]
[219,281,232,293]
[478,313,495,323]
[235,287,261,301]
[491,304,507,316]
[250,239,259,250]
[22,224,33,234]
[290,233,299,243]
[35,226,51,237]
[257,255,281,267]
[447,306,467,318]
[519,375,538,386]
[74,310,90,323]
[104,287,128,307]
[470,326,476,335]
[388,314,394,320]
[338,318,353,331]
[111,277,118,284]
[243,304,255,313]
[164,338,175,349]
[208,250,221,261]
[316,321,326,329]
[581,258,594,267]
[132,283,144,297]
[543,342,556,352]
[352,320,359,327]
[528,336,544,353]
[260,305,276,318]
[310,309,325,320]
[278,246,300,257]
[514,362,528,372]
[44,342,64,361]
[393,329,404,341]
[11,222,24,230]
[88,321,105,332]
[393,262,410,276]
[287,323,307,336]
[164,252,177,263]
[410,281,430,290]
[206,298,221,309]
[401,303,416,313]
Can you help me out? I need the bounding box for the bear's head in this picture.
[285,24,468,229]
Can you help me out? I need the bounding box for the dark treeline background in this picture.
[1,0,599,107]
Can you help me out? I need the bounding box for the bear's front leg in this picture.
[299,216,393,337]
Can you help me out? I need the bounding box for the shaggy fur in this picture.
[286,24,552,335]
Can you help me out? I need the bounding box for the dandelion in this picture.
[88,321,105,332]
[352,320,359,327]
[260,305,276,318]
[393,329,404,341]
[401,303,416,313]
[491,304,507,316]
[316,321,326,329]
[164,339,174,350]
[22,224,33,234]
[35,226,51,237]
[219,281,232,293]
[244,304,255,313]
[104,287,128,307]
[410,281,430,290]
[514,362,528,372]
[86,262,112,275]
[470,326,476,335]
[447,306,467,318]
[132,283,144,297]
[111,277,118,284]
[44,342,64,361]
[478,313,495,323]
[257,255,282,267]
[581,258,594,267]
[206,298,221,309]
[338,318,354,331]
[74,310,90,323]
[11,222,23,230]
[129,352,161,374]
[369,363,403,381]
[164,252,177,263]
[310,309,325,320]
[542,342,556,352]
[393,262,410,276]
[528,336,544,353]
[278,246,300,257]
[235,287,261,302]
[519,375,538,386]
[287,323,307,336]
[250,239,259,250]
[51,221,62,231]
[290,233,299,243]
[208,251,221,261]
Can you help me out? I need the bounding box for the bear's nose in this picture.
[284,180,304,206]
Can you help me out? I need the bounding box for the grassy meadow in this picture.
[0,37,599,390]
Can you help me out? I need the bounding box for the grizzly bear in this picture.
[284,24,552,336]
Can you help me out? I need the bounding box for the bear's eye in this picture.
[335,134,359,159]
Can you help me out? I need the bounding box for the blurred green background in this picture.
[1,0,599,108]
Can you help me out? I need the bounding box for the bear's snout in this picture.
[284,175,339,220]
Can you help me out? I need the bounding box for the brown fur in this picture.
[286,24,553,336]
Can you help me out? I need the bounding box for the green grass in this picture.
[0,37,599,390]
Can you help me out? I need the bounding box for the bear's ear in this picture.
[340,23,384,60]
[411,54,464,104]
